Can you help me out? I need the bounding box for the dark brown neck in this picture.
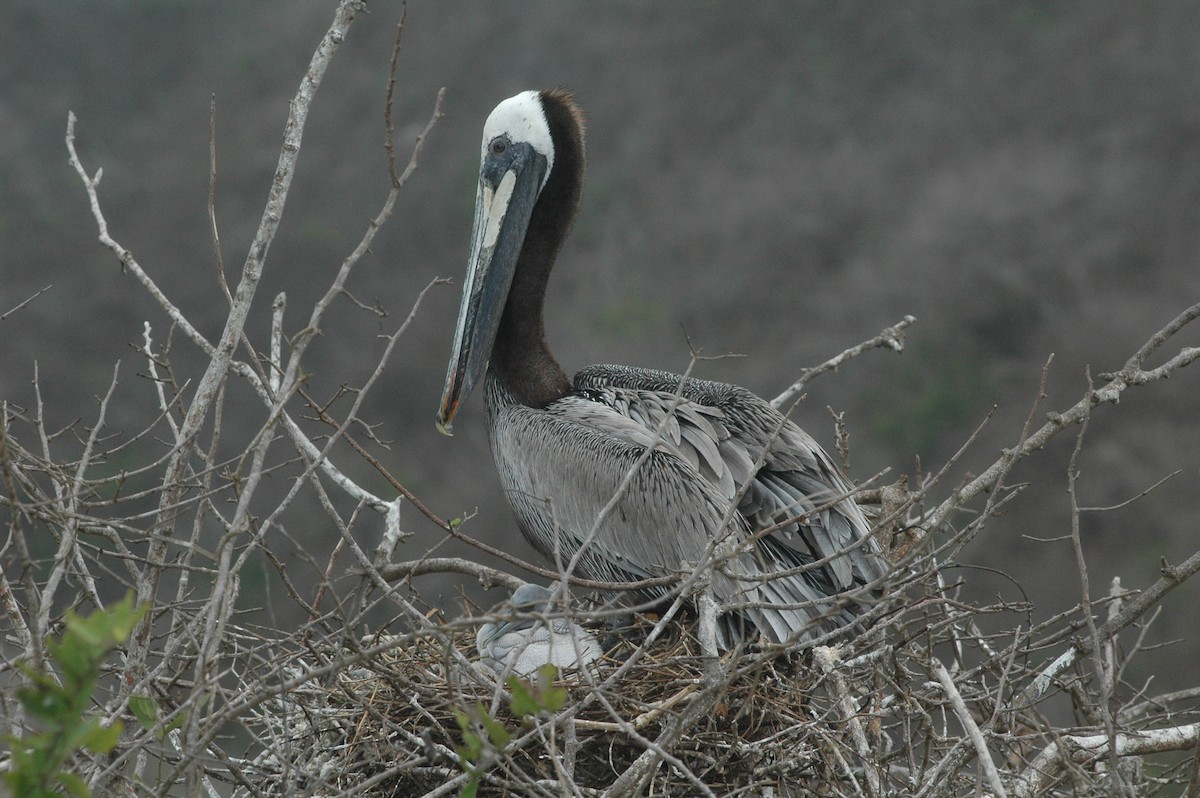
[489,90,585,409]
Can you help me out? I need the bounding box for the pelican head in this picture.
[436,92,558,434]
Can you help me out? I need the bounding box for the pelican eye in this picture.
[488,137,507,156]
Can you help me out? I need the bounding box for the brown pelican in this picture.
[437,89,887,646]
[476,583,603,676]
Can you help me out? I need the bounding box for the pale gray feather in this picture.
[576,365,888,590]
[476,584,602,676]
[485,368,886,646]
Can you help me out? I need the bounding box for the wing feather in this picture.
[482,367,886,646]
[575,364,888,591]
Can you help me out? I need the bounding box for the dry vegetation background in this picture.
[2,1,1200,795]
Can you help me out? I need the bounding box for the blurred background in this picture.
[2,2,1198,687]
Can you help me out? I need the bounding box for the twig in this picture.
[1066,369,1129,788]
[36,361,120,635]
[208,93,229,304]
[142,322,181,439]
[269,292,286,394]
[384,6,407,188]
[1018,544,1200,711]
[1189,742,1200,798]
[0,284,53,322]
[815,645,881,798]
[928,301,1200,534]
[1013,722,1200,798]
[597,661,726,798]
[0,403,35,670]
[932,658,1007,798]
[272,86,445,407]
[1080,470,1181,513]
[379,557,525,591]
[772,314,916,409]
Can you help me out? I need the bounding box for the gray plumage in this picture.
[486,367,886,647]
[476,584,603,676]
[437,89,888,649]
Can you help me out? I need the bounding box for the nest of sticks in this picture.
[241,613,842,796]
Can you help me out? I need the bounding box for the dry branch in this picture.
[926,300,1200,535]
[772,314,917,409]
[1014,723,1200,797]
[5,4,1199,797]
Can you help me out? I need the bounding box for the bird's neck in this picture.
[490,103,584,409]
[490,234,572,408]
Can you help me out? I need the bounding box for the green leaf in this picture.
[18,684,69,720]
[507,668,566,715]
[460,782,478,798]
[56,770,91,798]
[103,595,147,642]
[166,711,186,733]
[542,684,567,713]
[507,677,537,717]
[455,725,482,762]
[63,609,106,649]
[534,664,566,710]
[3,597,146,798]
[129,694,158,732]
[48,637,99,690]
[77,719,122,754]
[3,747,35,782]
[479,713,510,748]
[63,595,145,651]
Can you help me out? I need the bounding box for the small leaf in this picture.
[56,770,91,798]
[479,713,510,748]
[460,782,478,798]
[64,716,102,750]
[542,684,567,713]
[18,684,69,720]
[77,719,122,754]
[63,595,144,652]
[104,595,147,642]
[129,694,158,732]
[457,728,482,761]
[4,742,34,774]
[48,636,98,687]
[455,736,480,764]
[507,677,537,717]
[64,608,107,649]
[535,663,559,686]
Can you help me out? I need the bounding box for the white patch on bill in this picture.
[482,170,517,250]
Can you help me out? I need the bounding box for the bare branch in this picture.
[932,657,1007,798]
[0,284,53,322]
[379,557,525,591]
[772,314,916,409]
[1014,723,1200,798]
[208,93,229,305]
[928,300,1200,534]
[816,645,881,798]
